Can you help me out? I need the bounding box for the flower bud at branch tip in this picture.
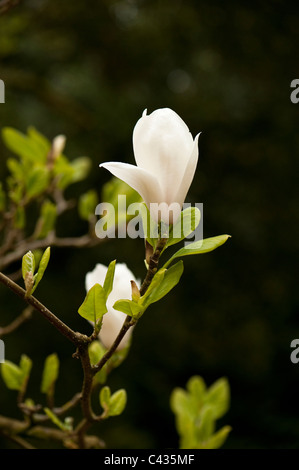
[100,107,200,225]
[52,135,66,159]
[130,280,140,302]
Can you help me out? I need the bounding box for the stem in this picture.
[0,234,103,271]
[93,237,167,373]
[93,315,136,373]
[0,306,32,338]
[140,237,167,295]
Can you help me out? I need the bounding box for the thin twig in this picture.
[0,271,86,345]
[0,306,33,338]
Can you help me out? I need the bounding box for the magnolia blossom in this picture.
[85,263,139,350]
[100,108,200,224]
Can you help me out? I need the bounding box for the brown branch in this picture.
[0,233,103,271]
[0,415,104,448]
[0,0,21,15]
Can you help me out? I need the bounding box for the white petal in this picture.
[85,263,107,292]
[174,133,200,208]
[133,108,195,204]
[102,263,138,350]
[86,263,139,350]
[100,161,163,208]
[99,310,132,350]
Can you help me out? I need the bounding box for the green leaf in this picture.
[7,158,24,181]
[203,425,232,449]
[139,269,166,308]
[44,408,67,431]
[141,261,184,308]
[2,127,46,163]
[166,206,201,247]
[99,386,111,412]
[88,341,106,366]
[53,155,74,189]
[70,157,91,183]
[32,247,51,294]
[78,283,107,323]
[19,355,32,381]
[163,235,231,268]
[1,361,24,390]
[25,167,49,199]
[37,201,57,239]
[27,126,51,157]
[1,355,32,391]
[187,375,207,399]
[138,202,159,248]
[195,406,215,443]
[109,389,127,416]
[13,205,25,229]
[205,377,230,420]
[103,259,116,300]
[22,251,35,281]
[41,353,59,394]
[78,190,99,221]
[89,342,108,385]
[113,299,141,317]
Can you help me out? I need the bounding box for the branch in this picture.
[0,0,21,15]
[0,233,104,271]
[0,306,33,338]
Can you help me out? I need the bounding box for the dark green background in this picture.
[1,0,299,449]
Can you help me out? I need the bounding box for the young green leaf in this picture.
[163,235,231,268]
[187,375,207,399]
[99,386,111,412]
[205,377,230,420]
[32,247,51,294]
[138,202,159,248]
[2,127,46,163]
[195,406,215,443]
[41,353,60,395]
[113,299,141,317]
[88,341,106,366]
[22,251,35,281]
[25,167,49,199]
[44,408,68,431]
[103,259,116,300]
[166,206,201,248]
[202,425,232,450]
[19,355,32,381]
[1,355,32,392]
[27,126,51,157]
[109,389,127,416]
[140,261,184,309]
[1,361,24,391]
[13,206,25,229]
[37,201,57,239]
[70,157,91,183]
[78,283,107,323]
[78,190,99,221]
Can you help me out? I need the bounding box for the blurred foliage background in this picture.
[1,0,299,449]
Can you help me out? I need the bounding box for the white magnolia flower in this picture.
[85,263,139,350]
[100,108,200,224]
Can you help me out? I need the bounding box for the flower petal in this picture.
[85,263,107,292]
[174,133,200,208]
[133,108,195,203]
[100,161,163,209]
